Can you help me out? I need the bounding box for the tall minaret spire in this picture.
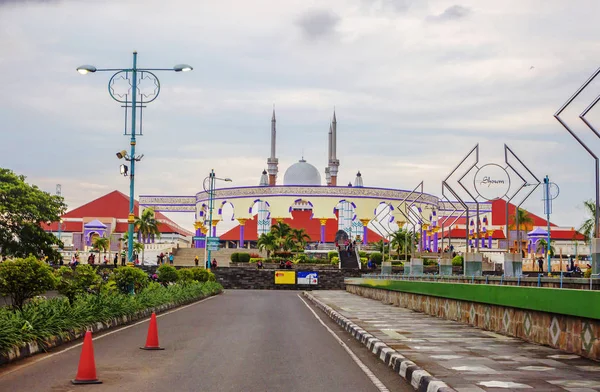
[267,106,279,186]
[329,109,340,186]
[325,122,332,185]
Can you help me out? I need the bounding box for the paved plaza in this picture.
[308,290,600,391]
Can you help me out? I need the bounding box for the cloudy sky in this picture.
[1,0,600,232]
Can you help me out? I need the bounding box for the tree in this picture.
[536,239,555,257]
[135,208,161,262]
[271,221,291,241]
[55,264,101,304]
[0,168,67,260]
[290,228,311,251]
[93,236,110,262]
[257,232,277,258]
[133,241,144,262]
[509,208,534,249]
[0,256,56,309]
[579,200,596,244]
[390,228,409,259]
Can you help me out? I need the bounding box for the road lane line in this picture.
[0,295,217,378]
[297,294,390,392]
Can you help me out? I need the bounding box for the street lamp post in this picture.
[203,170,232,268]
[77,52,192,265]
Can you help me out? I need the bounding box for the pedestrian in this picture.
[538,256,544,273]
[169,253,174,265]
[159,252,164,265]
[103,256,108,265]
[194,255,199,267]
[121,252,126,266]
[113,253,118,267]
[367,258,374,270]
[257,259,263,269]
[211,258,217,269]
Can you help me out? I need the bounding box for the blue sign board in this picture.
[297,271,318,285]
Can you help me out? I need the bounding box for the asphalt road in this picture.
[0,290,412,392]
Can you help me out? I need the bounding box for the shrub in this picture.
[358,251,367,258]
[112,266,149,294]
[237,253,251,263]
[331,256,339,263]
[0,281,223,353]
[157,265,179,284]
[370,252,382,265]
[177,268,195,283]
[55,265,101,304]
[452,255,464,266]
[0,256,56,310]
[249,253,260,258]
[295,254,308,263]
[273,251,292,258]
[423,259,437,266]
[230,253,239,263]
[249,258,263,263]
[189,267,216,282]
[328,251,338,261]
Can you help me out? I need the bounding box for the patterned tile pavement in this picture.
[310,291,600,391]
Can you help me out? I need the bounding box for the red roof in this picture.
[437,217,467,226]
[41,221,83,232]
[550,230,586,241]
[44,190,192,236]
[491,199,558,228]
[442,228,506,239]
[220,209,384,243]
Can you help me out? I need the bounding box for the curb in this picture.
[303,292,455,392]
[0,290,222,367]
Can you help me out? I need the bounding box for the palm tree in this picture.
[290,228,311,251]
[135,208,161,263]
[579,200,596,244]
[536,239,555,257]
[271,221,291,240]
[93,236,110,262]
[133,241,144,263]
[509,208,534,250]
[390,228,408,259]
[257,232,277,258]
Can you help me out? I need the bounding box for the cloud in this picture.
[0,0,59,6]
[295,9,340,40]
[427,5,471,22]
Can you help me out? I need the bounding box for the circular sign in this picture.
[473,164,511,201]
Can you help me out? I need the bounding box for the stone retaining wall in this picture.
[214,267,362,290]
[347,284,600,361]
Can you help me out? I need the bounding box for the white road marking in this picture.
[297,294,390,392]
[0,295,217,378]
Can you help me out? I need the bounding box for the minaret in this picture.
[325,122,332,185]
[267,108,279,186]
[354,171,363,187]
[329,110,340,186]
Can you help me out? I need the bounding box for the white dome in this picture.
[283,159,321,186]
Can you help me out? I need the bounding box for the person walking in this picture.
[211,258,217,269]
[121,252,126,266]
[169,253,174,265]
[537,256,544,273]
[194,255,199,267]
[113,253,118,267]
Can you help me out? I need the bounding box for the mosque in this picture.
[44,109,588,262]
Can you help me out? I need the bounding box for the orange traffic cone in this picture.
[140,312,164,350]
[72,331,102,384]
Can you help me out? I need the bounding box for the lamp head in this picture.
[116,150,127,159]
[76,65,97,74]
[173,64,193,72]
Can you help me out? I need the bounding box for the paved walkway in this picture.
[308,291,600,391]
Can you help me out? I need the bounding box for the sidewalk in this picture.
[307,291,600,391]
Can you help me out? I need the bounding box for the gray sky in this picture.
[1,0,600,231]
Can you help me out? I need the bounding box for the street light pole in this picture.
[207,170,215,269]
[126,52,139,265]
[76,52,192,266]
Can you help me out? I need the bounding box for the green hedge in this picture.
[237,253,251,263]
[328,251,338,261]
[230,253,240,263]
[452,255,464,266]
[370,252,382,265]
[0,281,222,354]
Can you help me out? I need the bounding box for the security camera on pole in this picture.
[76,52,193,265]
